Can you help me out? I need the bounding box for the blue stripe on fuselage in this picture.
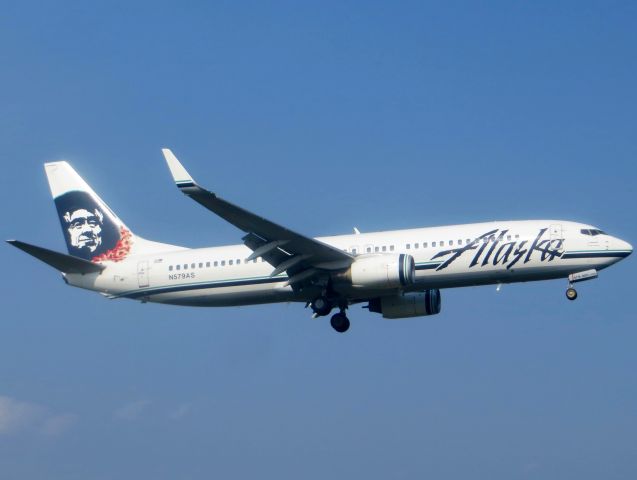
[115,275,288,300]
[561,250,631,259]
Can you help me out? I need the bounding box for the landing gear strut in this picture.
[330,311,350,333]
[565,269,597,301]
[310,289,350,332]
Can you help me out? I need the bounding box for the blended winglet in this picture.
[159,148,353,280]
[162,148,197,189]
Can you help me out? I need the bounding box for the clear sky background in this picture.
[1,1,636,479]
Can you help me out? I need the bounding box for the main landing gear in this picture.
[330,311,350,333]
[310,295,350,333]
[310,296,332,317]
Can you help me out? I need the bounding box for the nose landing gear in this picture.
[566,287,578,301]
[564,269,598,301]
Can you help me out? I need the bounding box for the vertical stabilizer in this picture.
[45,162,135,262]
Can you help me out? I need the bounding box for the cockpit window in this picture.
[581,228,607,236]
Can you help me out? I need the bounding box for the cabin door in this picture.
[549,224,562,242]
[137,261,149,288]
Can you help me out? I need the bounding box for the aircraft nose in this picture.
[616,238,632,257]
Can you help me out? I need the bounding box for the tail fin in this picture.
[45,161,136,262]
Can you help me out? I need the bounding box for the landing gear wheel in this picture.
[566,287,578,301]
[311,296,332,317]
[330,312,350,333]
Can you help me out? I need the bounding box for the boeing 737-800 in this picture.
[9,149,632,332]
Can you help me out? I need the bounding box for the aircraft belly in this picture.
[148,283,300,307]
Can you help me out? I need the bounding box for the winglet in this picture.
[162,148,197,188]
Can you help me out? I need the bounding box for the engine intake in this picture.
[344,254,415,289]
[368,290,442,319]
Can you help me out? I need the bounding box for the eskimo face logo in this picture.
[54,190,124,261]
[63,207,104,252]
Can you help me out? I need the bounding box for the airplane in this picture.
[8,149,632,333]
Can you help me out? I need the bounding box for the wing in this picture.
[162,149,353,285]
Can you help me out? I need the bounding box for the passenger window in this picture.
[221,261,226,266]
[375,246,379,252]
[432,242,436,247]
[352,248,357,254]
[507,235,512,241]
[176,265,181,271]
[214,261,218,267]
[191,263,195,269]
[515,234,520,239]
[169,265,173,271]
[423,242,428,248]
[199,263,203,268]
[458,239,462,245]
[390,245,395,251]
[229,260,233,265]
[382,246,387,252]
[449,240,454,246]
[466,239,471,244]
[366,247,371,253]
[237,259,241,264]
[415,243,419,249]
[440,241,444,247]
[184,264,188,270]
[206,262,210,268]
[406,244,411,249]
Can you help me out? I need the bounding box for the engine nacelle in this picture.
[344,254,415,289]
[368,290,442,319]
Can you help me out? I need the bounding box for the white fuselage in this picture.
[66,219,631,307]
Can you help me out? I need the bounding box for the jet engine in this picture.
[368,290,441,319]
[338,254,415,289]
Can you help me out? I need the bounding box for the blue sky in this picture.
[1,1,636,478]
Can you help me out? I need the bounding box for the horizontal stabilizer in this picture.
[7,240,106,274]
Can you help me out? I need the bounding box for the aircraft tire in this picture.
[311,296,332,317]
[566,287,578,301]
[330,312,350,333]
